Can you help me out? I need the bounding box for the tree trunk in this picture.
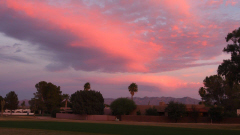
[65,100,67,108]
[130,91,134,100]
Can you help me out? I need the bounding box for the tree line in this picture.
[0,81,139,117]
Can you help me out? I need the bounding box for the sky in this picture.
[0,0,239,100]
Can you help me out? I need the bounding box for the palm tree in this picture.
[62,94,69,108]
[84,82,91,91]
[128,83,138,100]
[198,87,206,104]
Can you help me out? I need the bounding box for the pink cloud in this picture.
[226,0,238,6]
[0,0,238,73]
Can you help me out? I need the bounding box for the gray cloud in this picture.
[0,1,237,73]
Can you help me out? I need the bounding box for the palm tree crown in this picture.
[84,82,91,91]
[128,83,138,100]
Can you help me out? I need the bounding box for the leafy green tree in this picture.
[110,98,136,115]
[33,81,63,115]
[145,107,158,116]
[199,75,225,106]
[28,98,37,116]
[5,91,19,115]
[84,82,91,91]
[216,27,240,112]
[208,106,224,122]
[70,90,104,115]
[0,96,3,111]
[218,27,240,85]
[128,83,138,100]
[1,96,5,116]
[165,101,186,123]
[199,28,240,113]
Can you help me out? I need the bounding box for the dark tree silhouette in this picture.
[218,27,240,85]
[33,81,63,115]
[165,101,186,123]
[71,90,104,115]
[110,98,136,115]
[128,83,138,100]
[84,82,91,91]
[5,91,19,115]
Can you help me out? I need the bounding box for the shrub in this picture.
[191,105,199,123]
[51,108,60,118]
[145,107,158,116]
[165,101,186,123]
[224,111,237,117]
[70,90,104,115]
[208,106,224,122]
[136,110,141,115]
[110,98,136,115]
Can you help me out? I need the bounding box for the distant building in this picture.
[5,109,31,113]
[60,107,73,113]
[130,102,209,117]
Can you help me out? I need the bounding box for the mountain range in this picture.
[19,96,200,107]
[104,97,200,105]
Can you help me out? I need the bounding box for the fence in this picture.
[121,115,240,123]
[56,113,115,121]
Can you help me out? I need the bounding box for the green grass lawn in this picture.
[0,120,240,135]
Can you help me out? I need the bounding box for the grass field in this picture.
[0,116,240,135]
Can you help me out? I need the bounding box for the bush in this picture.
[51,108,60,118]
[224,111,237,117]
[145,107,158,116]
[208,106,224,122]
[165,101,186,123]
[110,98,136,115]
[70,90,104,115]
[191,105,199,123]
[136,110,141,115]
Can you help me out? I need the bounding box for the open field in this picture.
[0,127,110,135]
[0,116,240,135]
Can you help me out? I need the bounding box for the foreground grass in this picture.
[1,116,240,130]
[0,120,240,135]
[0,127,109,135]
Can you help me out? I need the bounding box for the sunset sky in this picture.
[0,0,239,100]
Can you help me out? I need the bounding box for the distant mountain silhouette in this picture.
[104,96,200,105]
[19,96,200,107]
